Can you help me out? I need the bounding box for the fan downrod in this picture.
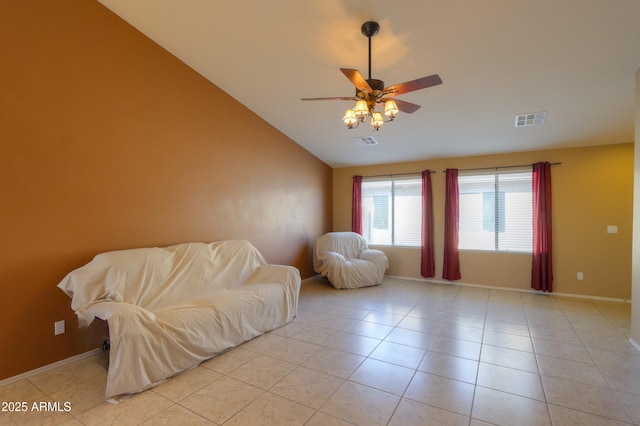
[360,21,380,81]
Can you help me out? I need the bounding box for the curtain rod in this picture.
[442,162,561,173]
[354,171,436,179]
[354,162,561,178]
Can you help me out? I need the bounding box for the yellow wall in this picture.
[0,1,332,380]
[334,143,633,300]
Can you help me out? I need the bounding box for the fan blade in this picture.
[383,74,442,96]
[340,68,372,93]
[380,98,422,114]
[301,96,357,101]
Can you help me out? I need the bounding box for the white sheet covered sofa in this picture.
[57,239,300,403]
[313,232,388,289]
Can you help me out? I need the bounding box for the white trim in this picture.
[550,292,631,304]
[630,338,640,353]
[385,275,631,304]
[0,348,102,388]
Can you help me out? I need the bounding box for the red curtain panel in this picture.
[443,169,461,280]
[531,162,553,292]
[351,175,363,235]
[421,170,435,278]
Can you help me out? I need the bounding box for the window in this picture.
[361,177,422,246]
[458,170,532,252]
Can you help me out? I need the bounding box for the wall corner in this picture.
[631,67,640,345]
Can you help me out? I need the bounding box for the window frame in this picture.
[360,175,423,248]
[457,169,533,254]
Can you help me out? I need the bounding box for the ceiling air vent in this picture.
[515,111,546,127]
[354,136,379,146]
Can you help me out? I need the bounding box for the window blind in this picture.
[361,177,422,247]
[458,170,532,252]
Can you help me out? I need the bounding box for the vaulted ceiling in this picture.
[98,0,640,167]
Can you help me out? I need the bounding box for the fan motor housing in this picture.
[367,79,384,91]
[357,78,385,98]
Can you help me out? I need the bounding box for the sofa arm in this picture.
[361,249,388,265]
[243,264,301,320]
[360,249,389,280]
[316,251,346,265]
[75,300,155,328]
[243,264,300,287]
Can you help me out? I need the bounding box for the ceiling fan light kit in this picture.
[302,21,442,131]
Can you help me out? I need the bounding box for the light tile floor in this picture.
[2,276,640,425]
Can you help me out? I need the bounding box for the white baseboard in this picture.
[385,275,631,304]
[0,348,102,388]
[630,338,640,352]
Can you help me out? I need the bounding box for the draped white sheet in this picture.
[313,232,388,289]
[57,240,300,403]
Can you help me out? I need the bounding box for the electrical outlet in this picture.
[577,272,584,281]
[54,320,65,335]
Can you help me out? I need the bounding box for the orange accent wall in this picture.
[0,1,332,379]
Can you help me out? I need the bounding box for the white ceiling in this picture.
[97,0,640,168]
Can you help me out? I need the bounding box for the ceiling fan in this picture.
[302,21,443,131]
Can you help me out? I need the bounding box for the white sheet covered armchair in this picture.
[313,232,388,289]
